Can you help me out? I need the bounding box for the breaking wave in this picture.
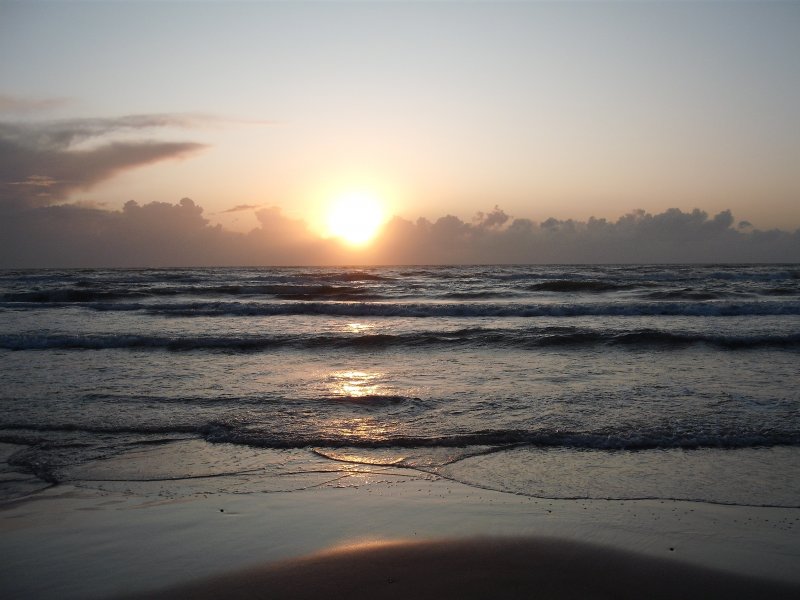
[5,298,797,318]
[2,422,798,451]
[3,327,799,351]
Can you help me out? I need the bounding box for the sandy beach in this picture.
[2,455,798,599]
[126,537,800,600]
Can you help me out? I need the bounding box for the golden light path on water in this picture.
[333,371,381,398]
[323,352,399,451]
[326,357,391,403]
[346,322,375,334]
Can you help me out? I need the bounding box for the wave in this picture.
[4,269,797,307]
[3,422,798,451]
[761,286,799,296]
[526,280,634,293]
[3,328,799,351]
[1,284,385,303]
[319,394,416,405]
[296,270,391,282]
[0,422,203,436]
[2,289,140,303]
[438,291,515,300]
[642,290,732,301]
[528,282,794,300]
[76,299,800,318]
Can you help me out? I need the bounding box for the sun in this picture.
[326,191,385,246]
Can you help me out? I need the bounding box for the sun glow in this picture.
[325,191,385,246]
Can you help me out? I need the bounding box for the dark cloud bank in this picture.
[1,114,798,267]
[2,201,798,267]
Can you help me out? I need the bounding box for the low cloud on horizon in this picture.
[1,198,798,267]
[1,110,798,267]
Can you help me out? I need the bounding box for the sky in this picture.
[1,0,799,266]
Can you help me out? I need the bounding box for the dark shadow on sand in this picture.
[120,536,800,600]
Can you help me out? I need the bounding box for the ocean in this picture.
[1,264,799,508]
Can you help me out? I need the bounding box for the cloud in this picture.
[220,204,261,213]
[473,205,511,230]
[0,114,206,149]
[0,94,70,114]
[0,197,345,267]
[0,111,796,265]
[0,115,207,209]
[0,197,798,268]
[369,207,800,265]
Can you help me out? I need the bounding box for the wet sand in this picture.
[2,472,799,598]
[125,537,800,600]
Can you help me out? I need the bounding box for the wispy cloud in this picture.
[220,203,261,214]
[0,114,208,208]
[0,94,71,114]
[7,175,58,188]
[0,113,209,150]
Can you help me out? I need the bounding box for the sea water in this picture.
[1,265,798,507]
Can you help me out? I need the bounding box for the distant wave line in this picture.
[0,284,388,303]
[3,299,800,318]
[2,328,800,351]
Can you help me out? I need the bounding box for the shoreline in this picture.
[2,470,799,599]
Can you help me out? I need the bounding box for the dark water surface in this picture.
[1,265,798,506]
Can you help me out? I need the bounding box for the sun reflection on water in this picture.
[346,322,375,334]
[323,369,401,444]
[334,416,393,442]
[329,370,382,398]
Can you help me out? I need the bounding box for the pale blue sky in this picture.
[2,0,799,234]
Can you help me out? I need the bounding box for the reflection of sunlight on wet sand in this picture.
[313,447,407,466]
